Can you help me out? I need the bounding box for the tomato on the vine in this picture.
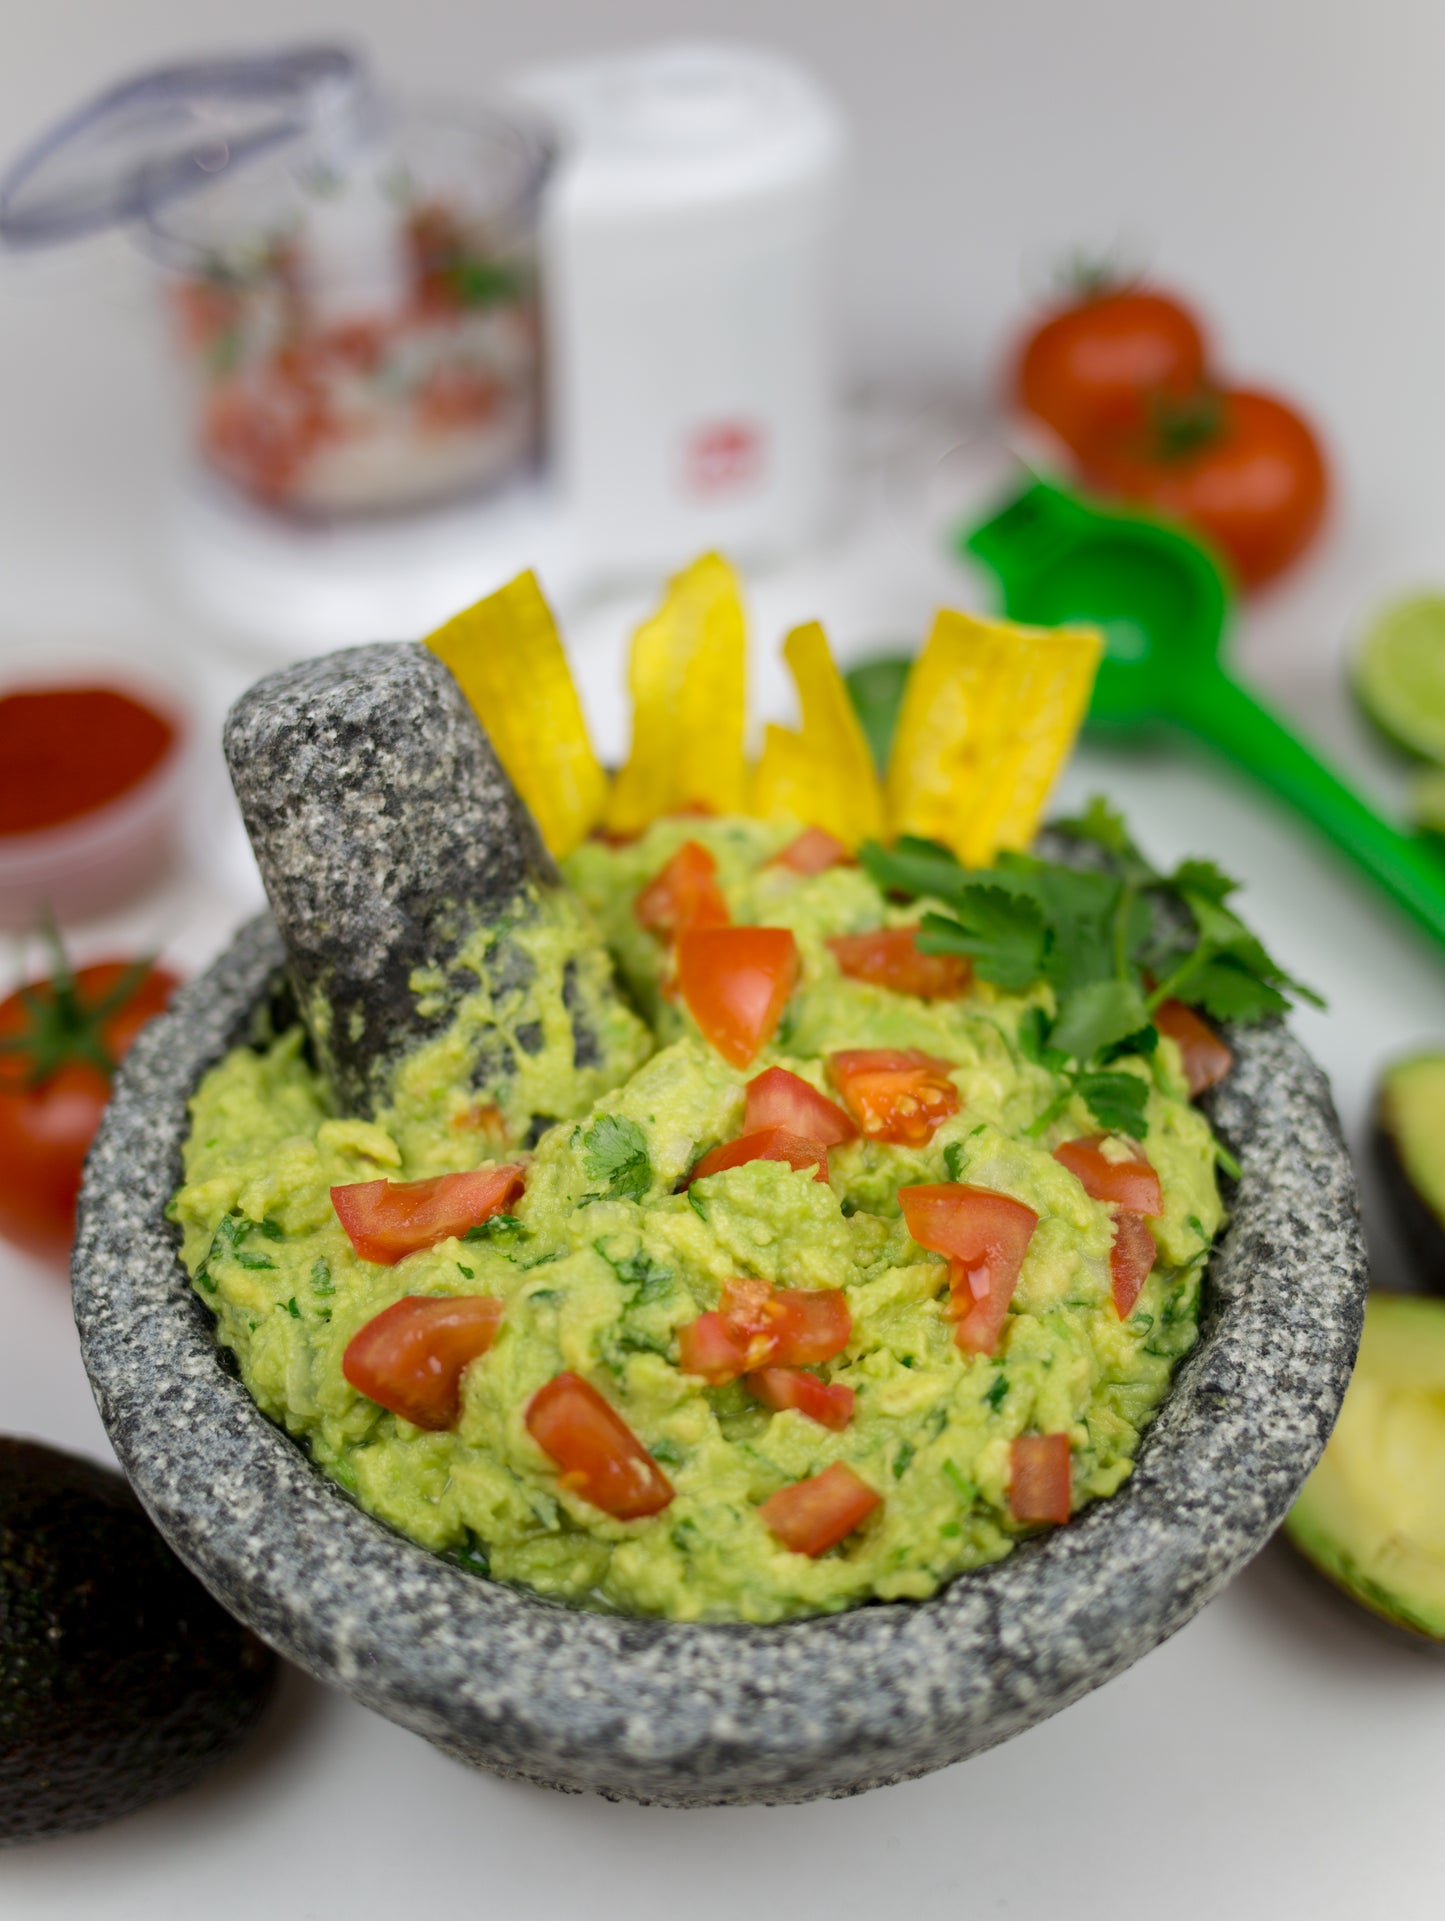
[0,952,179,1262]
[1014,280,1208,452]
[1079,386,1328,589]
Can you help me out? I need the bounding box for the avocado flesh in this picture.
[1286,1293,1445,1642]
[1375,1052,1445,1291]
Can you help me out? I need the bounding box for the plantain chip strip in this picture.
[752,621,887,848]
[605,553,749,835]
[426,552,1098,872]
[424,570,610,859]
[884,609,1102,866]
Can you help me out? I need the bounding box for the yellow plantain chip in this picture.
[885,609,1101,865]
[752,621,887,847]
[424,570,609,858]
[606,553,748,834]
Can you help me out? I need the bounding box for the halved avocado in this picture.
[1285,1292,1445,1643]
[1374,1053,1445,1290]
[1,1436,277,1845]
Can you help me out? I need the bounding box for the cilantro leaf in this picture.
[1016,1004,1066,1069]
[1025,861,1123,995]
[594,1240,675,1306]
[1074,1069,1150,1137]
[1050,979,1153,1061]
[202,1212,278,1274]
[1101,1022,1158,1064]
[859,837,970,906]
[464,1212,526,1246]
[1159,884,1322,1016]
[581,1115,652,1203]
[918,891,1047,990]
[1052,795,1159,884]
[231,1245,277,1271]
[1169,857,1238,905]
[1180,956,1291,1023]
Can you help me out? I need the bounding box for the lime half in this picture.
[1355,594,1445,762]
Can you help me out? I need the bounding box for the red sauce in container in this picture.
[0,686,176,835]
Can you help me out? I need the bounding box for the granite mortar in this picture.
[71,914,1367,1806]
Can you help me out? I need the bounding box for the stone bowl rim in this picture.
[71,910,1367,1806]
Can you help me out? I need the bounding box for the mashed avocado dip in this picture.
[173,815,1222,1624]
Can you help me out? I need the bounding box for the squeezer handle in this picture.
[1184,669,1445,953]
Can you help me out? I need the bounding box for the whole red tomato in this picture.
[1080,386,1329,588]
[0,956,179,1263]
[1015,281,1208,451]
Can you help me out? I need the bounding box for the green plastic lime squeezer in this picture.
[958,478,1445,953]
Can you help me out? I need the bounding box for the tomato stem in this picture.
[1148,386,1226,460]
[1056,250,1140,303]
[0,919,158,1090]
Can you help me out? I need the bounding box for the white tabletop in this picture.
[4,2,1445,1915]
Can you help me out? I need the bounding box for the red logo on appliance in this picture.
[685,420,765,495]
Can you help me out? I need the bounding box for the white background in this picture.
[3,2,1445,1916]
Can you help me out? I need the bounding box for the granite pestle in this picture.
[222,642,561,1119]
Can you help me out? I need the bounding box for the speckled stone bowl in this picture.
[72,914,1367,1807]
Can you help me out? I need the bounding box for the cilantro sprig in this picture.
[859,799,1319,1138]
[579,1114,653,1204]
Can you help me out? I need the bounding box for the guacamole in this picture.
[173,815,1222,1623]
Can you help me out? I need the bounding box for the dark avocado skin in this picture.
[1372,1113,1445,1293]
[0,1436,277,1847]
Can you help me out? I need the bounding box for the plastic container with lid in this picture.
[512,43,846,580]
[0,644,191,929]
[0,47,553,519]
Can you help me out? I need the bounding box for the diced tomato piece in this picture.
[677,1310,752,1383]
[678,1281,851,1382]
[634,839,731,942]
[745,1367,855,1430]
[759,1462,881,1555]
[202,368,336,503]
[342,1295,502,1430]
[525,1371,674,1520]
[1110,1212,1157,1317]
[172,278,240,353]
[415,364,504,431]
[718,1275,775,1335]
[1155,998,1233,1097]
[764,1286,853,1366]
[1053,1135,1162,1215]
[677,926,799,1069]
[827,926,971,1000]
[899,1182,1039,1356]
[744,1065,857,1146]
[1009,1433,1072,1525]
[940,1258,1013,1356]
[827,1048,961,1146]
[331,1164,525,1265]
[768,827,853,875]
[688,1125,830,1186]
[322,318,388,374]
